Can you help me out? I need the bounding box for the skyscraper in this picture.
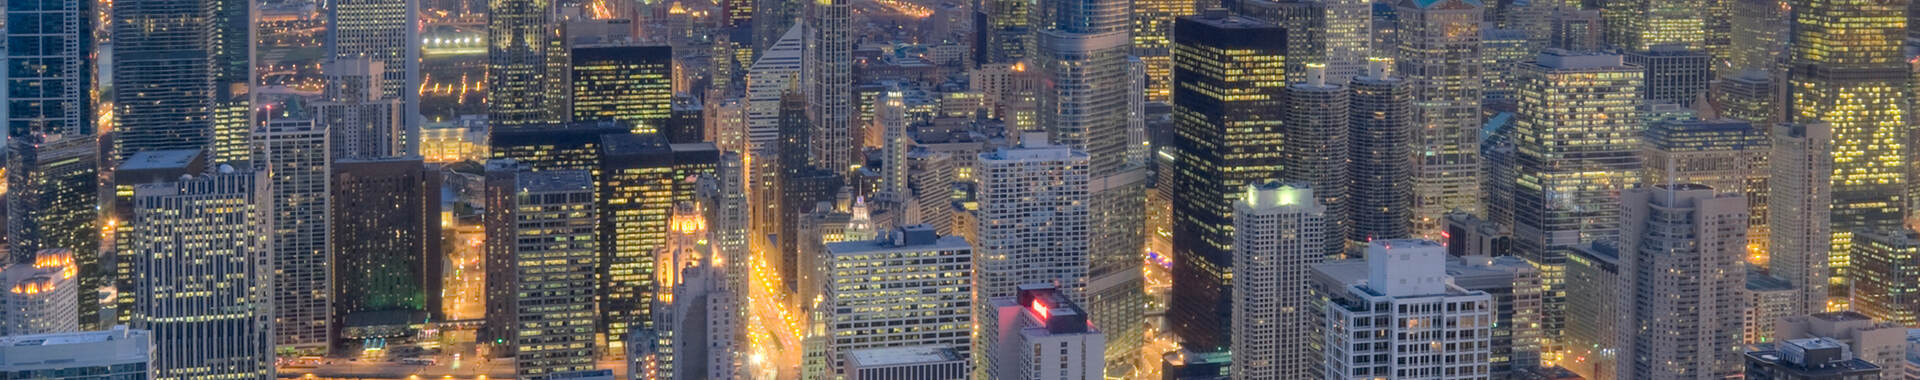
[331,158,443,347]
[252,120,331,352]
[980,285,1108,380]
[1322,240,1494,379]
[111,0,215,160]
[809,0,855,174]
[1564,242,1621,380]
[1771,122,1835,314]
[596,136,719,353]
[4,135,100,328]
[1348,59,1415,244]
[822,226,973,377]
[107,150,207,327]
[1625,46,1712,107]
[327,0,420,151]
[4,0,92,138]
[1847,228,1920,326]
[1641,119,1770,261]
[570,45,674,134]
[1394,0,1484,238]
[1128,0,1194,102]
[1510,50,1643,348]
[1281,67,1349,256]
[1229,182,1327,379]
[1168,12,1286,353]
[1715,70,1783,126]
[488,0,561,127]
[1774,311,1910,378]
[0,250,79,336]
[1618,184,1749,379]
[130,168,274,380]
[1603,0,1707,51]
[1787,0,1912,296]
[973,135,1090,312]
[316,59,407,160]
[483,168,599,377]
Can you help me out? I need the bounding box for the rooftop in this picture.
[117,149,203,171]
[847,346,962,368]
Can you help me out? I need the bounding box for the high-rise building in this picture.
[1348,59,1414,244]
[4,0,92,139]
[0,327,151,378]
[316,59,408,160]
[1603,0,1707,51]
[1480,28,1530,101]
[251,120,331,352]
[1625,46,1712,107]
[1714,70,1784,129]
[327,0,419,151]
[0,249,79,336]
[106,150,207,326]
[596,136,719,352]
[633,203,736,380]
[973,135,1090,312]
[809,0,855,174]
[1278,68,1349,256]
[906,149,956,234]
[1394,0,1484,238]
[1443,212,1510,257]
[1229,182,1327,379]
[1771,122,1835,315]
[745,25,806,156]
[129,168,273,379]
[1618,184,1749,379]
[487,0,561,127]
[1167,12,1287,353]
[1510,51,1643,348]
[1564,242,1622,380]
[4,135,100,328]
[489,121,629,173]
[1787,0,1912,294]
[482,168,599,376]
[1848,228,1920,327]
[1642,119,1770,261]
[570,45,674,134]
[109,0,236,160]
[1748,270,1798,345]
[822,226,972,377]
[1449,255,1545,376]
[1237,0,1322,85]
[1322,239,1494,379]
[1745,338,1884,379]
[978,0,1030,65]
[331,158,443,346]
[1730,0,1790,74]
[980,285,1107,380]
[1776,311,1909,379]
[1128,0,1193,102]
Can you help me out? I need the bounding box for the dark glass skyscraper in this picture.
[595,135,718,354]
[331,158,443,347]
[5,135,100,328]
[5,0,93,138]
[570,46,674,134]
[1168,12,1287,353]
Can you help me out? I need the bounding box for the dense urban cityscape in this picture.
[0,0,1918,377]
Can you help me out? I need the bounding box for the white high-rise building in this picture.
[1322,239,1494,379]
[1770,122,1834,315]
[1394,0,1484,238]
[746,24,807,156]
[129,167,273,379]
[251,119,331,352]
[0,326,152,378]
[0,249,80,336]
[327,0,419,150]
[1617,184,1749,379]
[1230,182,1328,380]
[981,285,1107,380]
[820,226,973,377]
[316,59,407,160]
[973,135,1090,306]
